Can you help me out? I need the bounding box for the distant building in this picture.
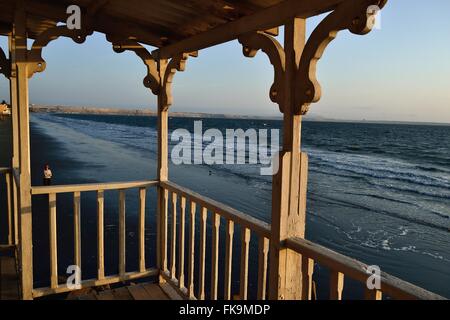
[0,103,11,116]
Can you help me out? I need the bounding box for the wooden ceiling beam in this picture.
[0,22,10,35]
[24,0,175,46]
[154,0,346,59]
[87,0,110,16]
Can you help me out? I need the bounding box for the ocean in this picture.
[1,113,449,299]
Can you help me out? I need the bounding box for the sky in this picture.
[1,0,450,123]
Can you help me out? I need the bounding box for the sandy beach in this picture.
[13,113,447,299]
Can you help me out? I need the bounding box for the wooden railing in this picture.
[159,181,271,300]
[285,237,446,300]
[0,167,14,246]
[4,175,443,300]
[30,180,159,298]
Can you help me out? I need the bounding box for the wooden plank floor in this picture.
[0,246,20,300]
[69,282,183,300]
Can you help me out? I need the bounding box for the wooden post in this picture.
[257,237,270,300]
[198,207,207,300]
[73,192,81,271]
[170,192,177,280]
[224,219,234,300]
[330,271,344,300]
[49,193,58,289]
[210,213,220,300]
[239,228,251,300]
[301,256,314,300]
[5,172,13,245]
[15,5,34,299]
[365,288,382,300]
[178,196,186,289]
[156,59,168,278]
[160,188,169,273]
[138,188,146,273]
[187,201,196,298]
[118,190,126,277]
[8,30,19,246]
[268,18,308,300]
[97,190,105,280]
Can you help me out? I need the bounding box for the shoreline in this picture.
[29,105,450,126]
[1,114,448,297]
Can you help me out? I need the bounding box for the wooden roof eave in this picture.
[153,0,347,59]
[1,0,346,55]
[0,0,176,47]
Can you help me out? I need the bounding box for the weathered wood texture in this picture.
[27,180,158,299]
[159,182,272,300]
[0,247,19,300]
[285,237,446,300]
[2,0,437,303]
[68,283,175,300]
[0,0,345,49]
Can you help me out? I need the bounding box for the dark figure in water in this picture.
[43,164,52,186]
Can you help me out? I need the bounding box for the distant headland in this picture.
[29,104,284,120]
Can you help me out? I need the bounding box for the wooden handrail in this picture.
[0,167,10,174]
[160,180,272,301]
[28,179,159,298]
[31,180,158,195]
[160,181,271,238]
[285,237,446,300]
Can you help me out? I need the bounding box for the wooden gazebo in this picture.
[0,0,444,300]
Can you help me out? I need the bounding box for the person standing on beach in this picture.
[43,164,52,186]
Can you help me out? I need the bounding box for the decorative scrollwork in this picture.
[105,35,195,109]
[0,47,10,78]
[106,35,160,95]
[27,25,93,78]
[296,0,387,114]
[239,32,286,113]
[160,53,193,110]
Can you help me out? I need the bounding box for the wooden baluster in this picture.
[224,219,234,300]
[240,228,251,300]
[119,190,126,277]
[257,237,269,300]
[301,256,314,300]
[49,193,58,289]
[170,192,177,279]
[97,190,105,280]
[365,288,382,300]
[187,201,196,298]
[138,188,146,273]
[5,172,12,245]
[198,207,207,300]
[178,196,186,289]
[12,172,19,246]
[73,192,81,272]
[211,213,220,300]
[330,271,344,300]
[161,188,169,272]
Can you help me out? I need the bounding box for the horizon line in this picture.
[28,104,450,126]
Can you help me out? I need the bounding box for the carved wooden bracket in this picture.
[296,0,387,114]
[107,35,196,110]
[160,52,196,110]
[239,0,386,115]
[239,32,286,113]
[0,47,10,78]
[107,35,160,95]
[27,25,93,78]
